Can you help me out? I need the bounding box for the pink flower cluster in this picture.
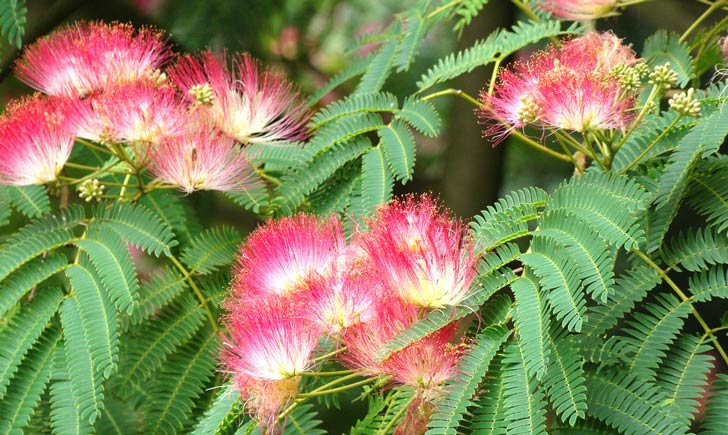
[479,32,639,142]
[222,195,478,433]
[0,21,308,192]
[536,0,618,21]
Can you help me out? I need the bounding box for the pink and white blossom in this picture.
[169,50,309,145]
[0,95,76,185]
[536,0,618,21]
[15,21,171,97]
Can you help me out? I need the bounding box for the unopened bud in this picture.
[78,179,105,202]
[669,88,701,117]
[516,96,540,124]
[649,62,678,89]
[188,83,215,106]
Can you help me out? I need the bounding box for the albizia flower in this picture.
[15,21,171,97]
[341,298,462,397]
[231,214,344,301]
[222,301,321,433]
[146,121,260,193]
[69,81,187,145]
[0,95,75,185]
[169,50,309,145]
[357,195,478,309]
[536,0,617,20]
[480,31,637,139]
[303,253,380,334]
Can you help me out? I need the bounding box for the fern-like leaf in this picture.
[0,252,67,318]
[356,145,394,216]
[191,383,243,435]
[247,142,308,172]
[95,202,178,257]
[394,6,428,71]
[310,92,398,129]
[355,39,399,95]
[0,0,25,47]
[502,341,548,435]
[452,0,488,34]
[470,356,508,435]
[642,30,694,87]
[655,334,714,427]
[121,266,187,331]
[180,226,242,275]
[0,184,50,218]
[379,119,416,182]
[512,275,550,379]
[621,293,691,380]
[701,373,728,434]
[306,54,374,107]
[280,403,327,435]
[143,329,218,435]
[544,330,587,426]
[141,189,202,246]
[662,227,728,272]
[224,182,271,214]
[0,325,59,435]
[0,287,63,400]
[688,265,728,302]
[50,341,94,435]
[396,97,440,137]
[585,370,688,435]
[687,157,728,233]
[95,394,140,435]
[425,324,509,435]
[75,223,140,315]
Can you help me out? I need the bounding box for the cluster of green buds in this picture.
[669,88,701,117]
[77,178,105,202]
[188,83,215,106]
[648,62,679,89]
[611,61,649,93]
[516,95,540,124]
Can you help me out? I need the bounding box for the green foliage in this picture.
[701,374,728,434]
[190,383,243,435]
[543,330,587,426]
[502,341,548,435]
[451,0,488,35]
[642,31,695,87]
[511,275,550,380]
[94,202,178,257]
[0,184,51,218]
[0,0,25,48]
[180,226,242,275]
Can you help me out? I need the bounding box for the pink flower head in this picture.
[303,251,380,334]
[358,195,478,309]
[69,81,187,145]
[560,32,638,74]
[341,298,462,398]
[232,214,344,301]
[169,50,309,145]
[0,94,75,185]
[235,376,301,434]
[146,120,260,193]
[536,0,618,20]
[15,21,171,97]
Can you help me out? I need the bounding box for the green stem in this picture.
[296,377,377,398]
[511,130,573,163]
[168,255,220,333]
[680,0,727,43]
[376,394,415,435]
[63,161,130,175]
[487,57,504,96]
[300,369,353,377]
[76,138,115,155]
[619,114,683,174]
[421,88,482,107]
[633,249,728,366]
[312,346,347,363]
[614,85,660,153]
[427,0,461,19]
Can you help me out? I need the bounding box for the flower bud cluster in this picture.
[669,88,701,118]
[222,195,477,433]
[536,0,618,21]
[649,62,679,90]
[77,179,105,202]
[0,21,310,193]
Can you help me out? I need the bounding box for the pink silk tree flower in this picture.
[559,32,638,74]
[69,81,187,145]
[169,50,309,145]
[231,214,344,302]
[302,252,381,334]
[0,95,76,185]
[15,21,171,98]
[358,195,478,310]
[222,301,321,433]
[536,0,618,20]
[146,121,260,193]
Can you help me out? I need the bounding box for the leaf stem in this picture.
[633,248,728,366]
[614,85,660,153]
[680,0,727,43]
[168,254,220,333]
[296,376,376,398]
[427,0,461,19]
[375,394,415,435]
[299,369,353,377]
[421,88,482,107]
[512,130,573,163]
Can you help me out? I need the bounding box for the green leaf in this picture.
[180,226,242,275]
[394,6,428,71]
[309,92,398,129]
[0,325,59,435]
[306,53,374,107]
[470,356,508,435]
[379,119,416,182]
[246,141,308,172]
[701,373,728,434]
[191,383,243,435]
[50,341,94,435]
[656,334,714,427]
[355,39,399,95]
[452,0,488,34]
[58,297,105,426]
[0,184,50,218]
[75,223,139,315]
[512,275,550,379]
[280,403,327,435]
[224,182,270,214]
[544,330,587,426]
[396,97,440,137]
[585,370,688,435]
[662,227,728,272]
[95,394,140,435]
[0,0,26,47]
[0,252,67,318]
[141,189,202,246]
[143,329,218,435]
[356,145,394,216]
[120,266,187,331]
[95,202,178,257]
[425,324,509,435]
[688,265,728,302]
[0,287,63,400]
[687,157,728,233]
[502,341,548,435]
[642,30,694,87]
